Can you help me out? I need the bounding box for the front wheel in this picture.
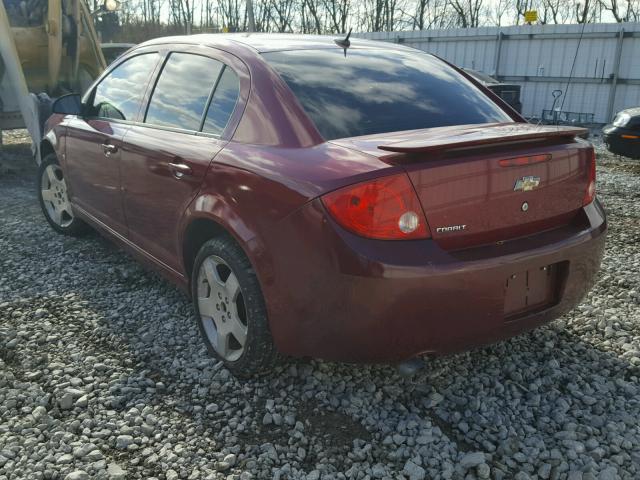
[191,236,278,378]
[37,154,87,236]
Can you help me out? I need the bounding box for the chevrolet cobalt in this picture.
[40,34,606,376]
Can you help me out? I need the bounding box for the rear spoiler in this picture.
[378,124,588,154]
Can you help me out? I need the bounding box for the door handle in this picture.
[101,143,118,156]
[168,162,192,179]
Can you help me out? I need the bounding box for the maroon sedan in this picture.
[39,34,606,377]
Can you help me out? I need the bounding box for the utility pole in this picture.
[246,0,255,32]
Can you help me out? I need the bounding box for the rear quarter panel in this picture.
[179,139,398,286]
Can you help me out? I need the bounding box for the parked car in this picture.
[100,42,135,65]
[461,68,523,113]
[603,107,640,159]
[40,34,606,377]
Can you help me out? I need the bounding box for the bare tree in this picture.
[251,0,271,31]
[113,0,625,42]
[430,0,455,28]
[384,0,403,30]
[575,0,592,22]
[324,0,350,33]
[514,0,534,24]
[300,0,323,33]
[408,0,429,29]
[539,0,573,23]
[178,0,194,33]
[450,0,484,27]
[601,0,625,20]
[269,0,296,32]
[630,0,640,20]
[598,0,640,21]
[218,0,243,30]
[487,0,512,26]
[362,0,385,31]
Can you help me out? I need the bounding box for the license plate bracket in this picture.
[504,263,560,318]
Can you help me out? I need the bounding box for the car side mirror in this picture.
[52,93,83,116]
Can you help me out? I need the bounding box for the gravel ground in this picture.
[1,130,639,480]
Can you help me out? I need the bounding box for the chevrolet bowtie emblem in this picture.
[514,176,541,192]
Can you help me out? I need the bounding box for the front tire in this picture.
[37,154,87,236]
[191,236,278,378]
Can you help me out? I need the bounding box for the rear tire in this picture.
[191,236,278,378]
[37,153,88,236]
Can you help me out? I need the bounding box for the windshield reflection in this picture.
[92,54,158,120]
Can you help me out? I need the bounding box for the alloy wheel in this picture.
[196,255,248,361]
[41,164,74,228]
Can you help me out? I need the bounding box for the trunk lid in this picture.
[331,123,592,250]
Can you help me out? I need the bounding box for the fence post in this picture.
[493,31,503,78]
[606,27,624,122]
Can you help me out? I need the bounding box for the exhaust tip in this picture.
[397,357,426,377]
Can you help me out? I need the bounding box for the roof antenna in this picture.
[334,28,352,56]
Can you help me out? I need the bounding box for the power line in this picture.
[558,16,588,116]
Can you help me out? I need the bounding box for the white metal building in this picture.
[357,22,640,124]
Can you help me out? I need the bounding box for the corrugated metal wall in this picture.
[357,23,640,124]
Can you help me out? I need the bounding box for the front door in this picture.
[64,117,128,232]
[121,52,241,271]
[63,52,159,235]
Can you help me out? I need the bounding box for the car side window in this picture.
[145,53,224,131]
[202,67,240,136]
[90,53,158,121]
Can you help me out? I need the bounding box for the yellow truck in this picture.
[0,0,107,160]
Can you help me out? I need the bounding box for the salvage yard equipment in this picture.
[0,0,106,161]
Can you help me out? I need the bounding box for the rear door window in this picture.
[145,53,224,131]
[263,49,513,140]
[91,53,158,121]
[202,67,240,136]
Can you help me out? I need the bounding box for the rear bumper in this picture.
[258,199,607,363]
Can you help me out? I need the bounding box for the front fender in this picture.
[41,115,67,165]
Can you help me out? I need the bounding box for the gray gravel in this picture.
[1,130,639,480]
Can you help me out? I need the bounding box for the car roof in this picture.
[619,107,640,117]
[101,43,136,50]
[137,32,414,54]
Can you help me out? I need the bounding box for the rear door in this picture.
[120,49,242,271]
[64,52,159,234]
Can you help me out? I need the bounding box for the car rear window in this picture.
[263,49,513,140]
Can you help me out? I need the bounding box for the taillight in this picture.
[583,148,596,206]
[321,173,431,240]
